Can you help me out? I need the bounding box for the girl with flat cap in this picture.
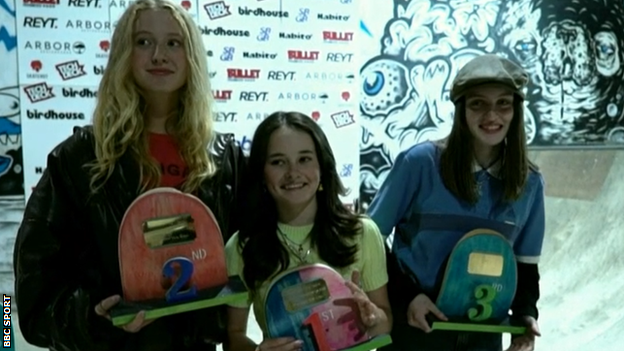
[367,54,545,351]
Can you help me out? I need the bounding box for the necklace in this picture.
[277,228,311,264]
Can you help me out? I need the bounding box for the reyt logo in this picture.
[239,91,268,102]
[279,32,312,40]
[287,50,318,62]
[213,90,232,101]
[23,82,54,103]
[204,1,231,20]
[323,31,353,42]
[26,109,85,120]
[68,0,101,7]
[327,53,353,63]
[238,7,288,18]
[23,0,59,7]
[215,112,237,122]
[331,110,355,128]
[243,52,277,59]
[267,70,295,81]
[317,13,350,21]
[277,92,319,101]
[227,68,260,81]
[23,16,58,28]
[66,20,110,31]
[62,87,97,98]
[55,60,86,80]
[93,65,105,75]
[200,26,250,37]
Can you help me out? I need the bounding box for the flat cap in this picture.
[450,54,529,102]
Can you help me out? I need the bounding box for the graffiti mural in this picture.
[0,0,21,198]
[358,0,624,209]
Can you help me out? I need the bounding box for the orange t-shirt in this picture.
[149,133,188,188]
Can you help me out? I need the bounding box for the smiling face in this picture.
[464,84,515,148]
[263,127,321,212]
[131,9,187,93]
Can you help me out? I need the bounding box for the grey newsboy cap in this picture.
[450,54,529,102]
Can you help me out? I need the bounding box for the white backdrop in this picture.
[14,0,362,205]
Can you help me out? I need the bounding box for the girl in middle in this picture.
[223,111,392,351]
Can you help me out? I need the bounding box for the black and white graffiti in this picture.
[358,0,624,209]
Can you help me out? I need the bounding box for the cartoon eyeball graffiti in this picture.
[360,58,411,118]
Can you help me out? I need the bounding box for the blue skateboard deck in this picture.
[433,228,526,334]
[264,264,392,351]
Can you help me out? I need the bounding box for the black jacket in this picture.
[13,126,247,351]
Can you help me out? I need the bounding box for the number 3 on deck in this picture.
[162,257,197,303]
[467,284,496,322]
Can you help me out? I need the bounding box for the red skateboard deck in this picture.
[110,187,248,326]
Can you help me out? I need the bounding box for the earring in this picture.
[318,184,323,192]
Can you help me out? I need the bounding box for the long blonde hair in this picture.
[89,0,217,194]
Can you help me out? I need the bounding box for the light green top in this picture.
[225,217,389,334]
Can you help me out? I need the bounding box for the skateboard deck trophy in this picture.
[264,264,392,351]
[432,229,527,335]
[110,187,248,327]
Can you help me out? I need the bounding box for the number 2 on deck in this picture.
[162,257,197,303]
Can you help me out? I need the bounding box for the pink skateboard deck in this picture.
[264,264,392,351]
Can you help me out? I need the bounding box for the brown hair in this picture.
[438,95,538,204]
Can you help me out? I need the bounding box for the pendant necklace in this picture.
[278,228,311,265]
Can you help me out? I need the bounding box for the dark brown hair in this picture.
[238,111,362,292]
[438,95,538,204]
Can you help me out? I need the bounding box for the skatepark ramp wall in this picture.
[528,149,624,351]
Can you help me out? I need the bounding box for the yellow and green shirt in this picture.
[225,217,388,334]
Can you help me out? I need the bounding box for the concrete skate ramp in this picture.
[526,149,624,351]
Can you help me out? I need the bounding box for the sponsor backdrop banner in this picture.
[14,0,361,206]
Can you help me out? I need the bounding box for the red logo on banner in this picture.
[323,31,354,42]
[311,111,320,121]
[23,0,59,5]
[100,40,110,52]
[341,91,350,101]
[213,90,232,100]
[227,68,260,80]
[287,50,319,61]
[180,0,191,10]
[30,60,43,72]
